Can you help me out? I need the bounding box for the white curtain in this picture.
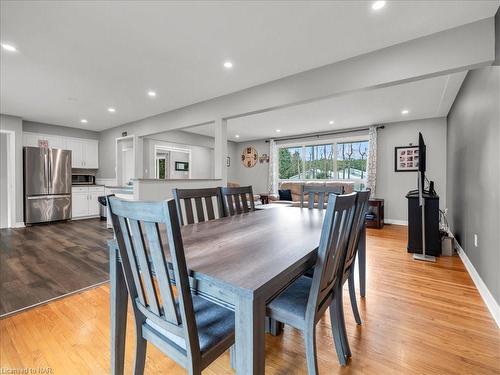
[268,139,278,195]
[366,126,377,196]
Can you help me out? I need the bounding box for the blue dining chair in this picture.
[108,197,235,375]
[266,192,357,374]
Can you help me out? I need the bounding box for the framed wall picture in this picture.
[395,146,419,172]
[175,161,189,171]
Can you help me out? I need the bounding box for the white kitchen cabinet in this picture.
[23,132,99,169]
[83,140,99,169]
[72,186,104,218]
[67,139,84,168]
[72,192,90,218]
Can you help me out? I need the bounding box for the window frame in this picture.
[277,134,369,185]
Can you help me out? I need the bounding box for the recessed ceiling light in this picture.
[372,1,386,10]
[1,43,17,52]
[235,134,240,138]
[147,90,156,97]
[108,107,116,113]
[276,129,281,133]
[80,119,88,124]
[329,120,335,125]
[401,109,409,115]
[223,61,233,69]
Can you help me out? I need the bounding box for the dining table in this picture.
[108,206,366,375]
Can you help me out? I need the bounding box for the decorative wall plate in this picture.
[241,146,258,168]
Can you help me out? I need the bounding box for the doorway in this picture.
[155,150,170,179]
[0,130,15,228]
[115,135,135,186]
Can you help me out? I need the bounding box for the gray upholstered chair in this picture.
[108,197,235,375]
[300,184,344,209]
[266,192,357,373]
[172,187,225,225]
[220,186,255,216]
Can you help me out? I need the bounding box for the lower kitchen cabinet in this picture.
[71,186,105,219]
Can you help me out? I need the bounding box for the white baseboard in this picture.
[13,221,25,228]
[385,219,408,225]
[455,240,500,328]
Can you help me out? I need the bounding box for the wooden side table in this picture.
[366,198,384,229]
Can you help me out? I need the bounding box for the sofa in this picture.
[270,180,354,206]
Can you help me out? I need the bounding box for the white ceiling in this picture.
[1,1,497,131]
[183,71,467,142]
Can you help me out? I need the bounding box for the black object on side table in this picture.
[366,198,384,229]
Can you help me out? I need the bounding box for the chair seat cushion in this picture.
[146,294,235,354]
[267,275,312,325]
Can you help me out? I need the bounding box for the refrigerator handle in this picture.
[44,149,49,192]
[48,151,52,191]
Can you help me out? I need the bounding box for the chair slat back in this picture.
[172,187,224,225]
[220,186,255,216]
[301,185,344,209]
[108,197,200,356]
[343,190,370,275]
[307,192,357,321]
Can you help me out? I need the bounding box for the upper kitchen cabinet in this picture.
[83,139,99,169]
[23,132,99,169]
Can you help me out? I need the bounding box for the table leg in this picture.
[235,294,266,375]
[358,223,366,297]
[110,245,128,375]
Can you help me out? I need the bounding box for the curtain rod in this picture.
[264,125,384,143]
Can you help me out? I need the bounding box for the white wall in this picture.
[376,117,447,223]
[0,114,23,225]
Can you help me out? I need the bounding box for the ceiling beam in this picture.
[102,17,494,137]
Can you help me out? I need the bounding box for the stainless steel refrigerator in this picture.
[24,147,72,224]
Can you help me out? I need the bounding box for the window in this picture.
[336,141,368,181]
[278,138,369,188]
[278,146,303,179]
[155,152,168,179]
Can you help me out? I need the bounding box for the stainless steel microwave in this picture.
[72,174,95,185]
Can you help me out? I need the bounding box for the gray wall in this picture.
[377,118,447,222]
[227,140,270,193]
[0,114,23,224]
[23,121,99,139]
[446,65,499,305]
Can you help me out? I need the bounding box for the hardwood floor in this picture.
[1,224,498,374]
[0,218,112,316]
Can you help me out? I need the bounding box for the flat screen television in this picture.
[418,132,426,191]
[418,132,426,173]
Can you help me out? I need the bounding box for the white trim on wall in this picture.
[455,238,500,328]
[0,129,16,228]
[384,219,408,226]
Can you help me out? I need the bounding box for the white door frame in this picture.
[115,135,136,186]
[0,129,16,228]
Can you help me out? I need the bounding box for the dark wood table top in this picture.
[159,207,325,296]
